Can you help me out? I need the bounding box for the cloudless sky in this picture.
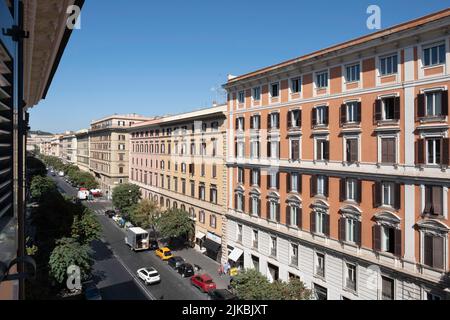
[30,0,449,133]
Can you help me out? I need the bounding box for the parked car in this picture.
[58,171,64,177]
[149,239,159,250]
[177,263,195,278]
[190,274,216,293]
[124,221,134,230]
[137,267,161,285]
[207,289,238,300]
[155,247,173,261]
[167,256,185,270]
[82,280,102,300]
[105,210,116,218]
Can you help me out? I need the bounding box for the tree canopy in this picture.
[30,175,57,201]
[129,199,160,229]
[71,208,102,245]
[112,183,141,214]
[156,208,194,240]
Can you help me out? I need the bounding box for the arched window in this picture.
[234,186,245,212]
[416,219,449,270]
[249,188,261,217]
[173,201,178,209]
[181,204,186,211]
[166,199,170,208]
[160,196,164,207]
[311,200,329,236]
[189,207,196,219]
[373,211,401,256]
[338,205,361,245]
[286,195,302,228]
[266,192,280,222]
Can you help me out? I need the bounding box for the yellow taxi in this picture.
[155,247,173,261]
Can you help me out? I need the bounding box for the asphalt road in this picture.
[48,172,207,300]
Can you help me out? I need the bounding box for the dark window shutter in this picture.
[267,141,271,158]
[249,197,253,214]
[311,108,316,127]
[433,236,444,269]
[257,199,261,217]
[356,179,362,203]
[339,178,346,202]
[324,214,330,237]
[374,99,382,121]
[266,201,270,219]
[324,176,329,197]
[339,217,346,242]
[258,116,261,129]
[373,225,381,252]
[442,138,449,166]
[442,90,448,116]
[416,139,425,165]
[276,113,280,129]
[276,204,280,222]
[242,195,245,213]
[286,205,291,226]
[242,118,245,131]
[324,105,329,125]
[310,212,316,234]
[235,142,237,157]
[324,141,330,160]
[340,104,346,126]
[250,116,254,129]
[257,171,260,187]
[417,94,425,118]
[276,172,280,189]
[310,175,317,197]
[234,194,238,210]
[424,234,433,267]
[235,117,239,130]
[267,173,271,189]
[299,174,302,193]
[356,102,362,122]
[298,208,302,229]
[355,221,362,247]
[267,113,271,129]
[298,110,302,128]
[394,96,401,120]
[394,183,401,210]
[287,111,292,128]
[242,168,245,185]
[286,172,291,192]
[394,229,402,257]
[373,182,381,208]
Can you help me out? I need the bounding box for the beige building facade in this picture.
[75,129,89,172]
[89,114,153,199]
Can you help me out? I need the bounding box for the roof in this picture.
[225,8,450,86]
[129,227,148,234]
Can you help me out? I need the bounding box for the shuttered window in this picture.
[423,234,444,269]
[346,138,358,163]
[424,186,443,216]
[381,137,396,163]
[290,139,300,161]
[381,276,394,300]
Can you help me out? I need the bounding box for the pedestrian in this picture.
[218,264,224,276]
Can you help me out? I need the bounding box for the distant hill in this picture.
[29,130,53,136]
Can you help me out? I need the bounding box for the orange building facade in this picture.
[223,10,450,300]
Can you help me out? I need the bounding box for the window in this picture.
[268,172,279,189]
[118,144,125,151]
[315,252,325,278]
[345,138,358,163]
[315,139,329,161]
[316,71,328,88]
[270,236,277,257]
[381,137,396,164]
[314,175,328,197]
[423,43,446,67]
[237,167,244,184]
[211,121,219,131]
[236,141,244,158]
[314,284,327,300]
[199,211,205,224]
[212,139,217,157]
[270,83,279,97]
[119,153,124,161]
[345,263,357,292]
[427,138,441,165]
[291,77,301,93]
[425,91,443,117]
[236,193,244,211]
[251,196,260,216]
[290,173,300,193]
[341,101,360,124]
[250,140,260,159]
[381,276,394,300]
[238,90,245,104]
[181,179,186,194]
[250,115,260,129]
[268,200,279,222]
[314,211,328,235]
[251,169,260,186]
[201,163,205,176]
[237,224,243,243]
[210,186,218,204]
[252,87,261,101]
[290,139,300,161]
[375,96,400,121]
[380,54,398,75]
[342,178,360,202]
[424,186,443,216]
[181,162,186,173]
[290,243,299,266]
[252,230,258,249]
[119,166,124,174]
[426,292,442,301]
[313,105,328,126]
[210,215,217,228]
[381,182,395,207]
[190,142,196,155]
[288,205,300,227]
[190,181,195,197]
[269,112,280,129]
[268,140,279,159]
[173,177,178,192]
[423,233,445,269]
[199,184,206,200]
[345,64,360,82]
[212,163,217,178]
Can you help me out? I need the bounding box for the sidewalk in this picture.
[173,247,231,289]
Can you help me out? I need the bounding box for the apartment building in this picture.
[50,135,62,157]
[26,132,53,153]
[89,114,153,199]
[75,129,89,172]
[129,104,228,262]
[223,9,450,300]
[0,0,84,299]
[60,132,77,163]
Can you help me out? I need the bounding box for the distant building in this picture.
[75,129,89,172]
[60,132,77,164]
[89,114,154,199]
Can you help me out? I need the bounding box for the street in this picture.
[49,173,208,300]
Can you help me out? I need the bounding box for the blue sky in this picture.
[30,0,449,133]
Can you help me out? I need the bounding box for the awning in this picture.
[228,247,243,262]
[203,238,221,253]
[196,231,206,240]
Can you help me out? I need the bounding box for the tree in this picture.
[129,199,160,230]
[71,208,102,245]
[49,237,93,285]
[156,208,194,241]
[112,183,141,213]
[230,269,312,300]
[27,156,46,177]
[30,175,57,201]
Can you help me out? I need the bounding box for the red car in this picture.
[190,274,217,293]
